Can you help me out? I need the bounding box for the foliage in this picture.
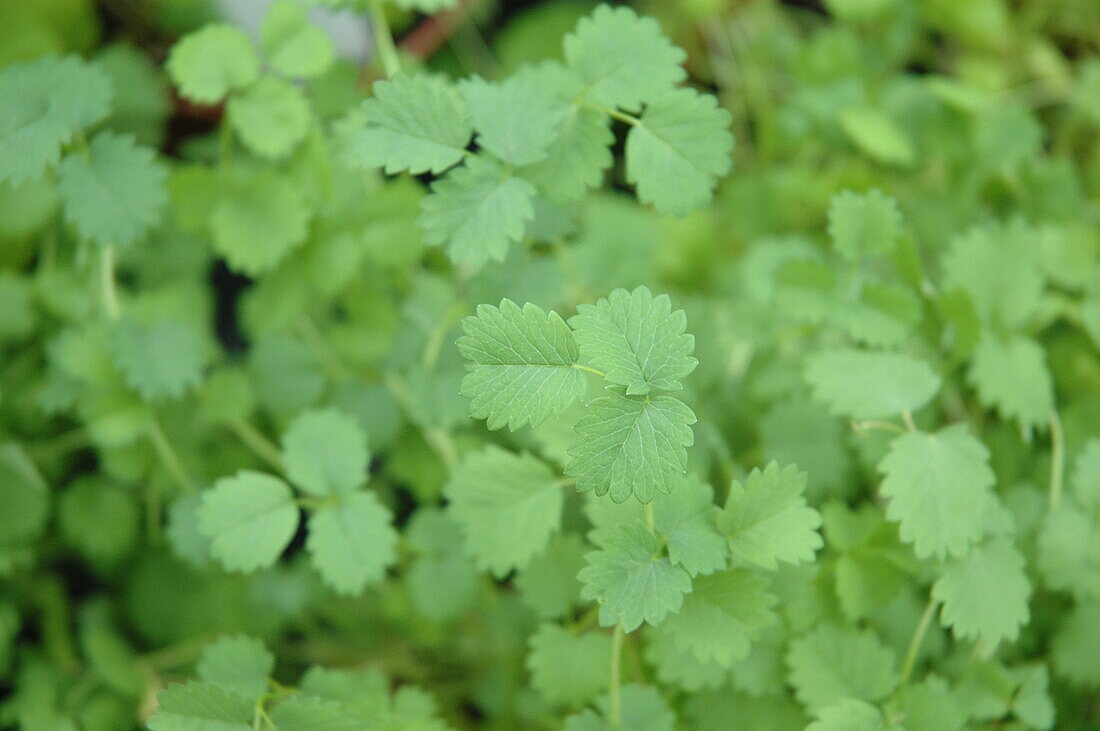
[0,0,1098,728]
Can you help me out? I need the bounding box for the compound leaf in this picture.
[460,75,565,166]
[457,298,586,431]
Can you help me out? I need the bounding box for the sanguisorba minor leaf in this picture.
[459,74,565,166]
[444,445,563,578]
[198,471,298,573]
[625,88,734,217]
[167,24,260,104]
[148,680,254,731]
[306,491,397,595]
[932,536,1031,645]
[569,286,697,396]
[281,408,369,497]
[457,298,586,431]
[566,390,696,504]
[196,634,274,704]
[210,169,310,275]
[226,76,311,159]
[804,348,941,420]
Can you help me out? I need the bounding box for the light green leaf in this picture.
[877,424,997,559]
[569,286,696,395]
[348,73,471,175]
[578,521,692,631]
[196,635,274,704]
[418,157,536,268]
[786,624,899,711]
[444,446,563,578]
[527,624,611,708]
[653,475,727,577]
[0,445,50,549]
[566,391,696,504]
[282,408,369,497]
[460,75,565,166]
[147,681,253,730]
[806,698,887,731]
[838,106,915,166]
[227,76,311,159]
[457,298,586,431]
[718,463,823,570]
[663,569,777,667]
[167,24,260,103]
[261,0,335,79]
[109,318,205,401]
[804,348,940,420]
[57,132,167,248]
[563,5,686,112]
[307,491,397,595]
[405,508,478,621]
[625,89,733,217]
[0,55,113,185]
[515,533,588,620]
[1051,602,1100,686]
[827,189,902,260]
[967,333,1053,432]
[933,537,1031,644]
[198,471,299,573]
[210,170,310,275]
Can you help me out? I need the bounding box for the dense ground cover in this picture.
[1,0,1099,728]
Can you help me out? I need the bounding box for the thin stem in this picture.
[100,244,121,320]
[369,0,402,78]
[219,119,234,180]
[148,418,195,494]
[644,502,655,531]
[601,107,640,127]
[851,419,906,437]
[1048,410,1065,512]
[229,418,286,473]
[899,596,938,686]
[901,410,917,433]
[609,624,624,727]
[573,363,607,379]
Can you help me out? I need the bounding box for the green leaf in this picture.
[282,408,369,497]
[109,318,205,401]
[827,189,902,260]
[877,424,997,559]
[515,533,588,620]
[418,157,536,268]
[527,624,611,708]
[196,635,274,704]
[167,24,260,103]
[0,445,50,549]
[967,333,1054,432]
[718,463,823,570]
[569,286,697,395]
[348,73,471,175]
[210,170,310,275]
[147,681,253,730]
[405,508,478,621]
[942,219,1044,331]
[460,75,565,166]
[663,569,777,666]
[804,348,941,420]
[563,5,686,112]
[933,537,1031,644]
[1036,503,1100,600]
[578,520,692,631]
[653,475,728,577]
[307,491,397,595]
[1052,602,1100,686]
[267,695,368,731]
[806,698,887,731]
[444,446,563,578]
[0,55,113,185]
[56,132,167,248]
[457,298,586,431]
[227,76,311,159]
[198,471,299,573]
[838,106,915,166]
[786,624,899,711]
[625,88,734,216]
[260,0,335,79]
[566,391,696,504]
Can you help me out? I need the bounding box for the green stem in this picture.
[100,244,121,320]
[229,418,286,473]
[148,418,195,494]
[851,419,906,436]
[899,596,938,687]
[369,0,401,78]
[644,502,655,531]
[901,410,917,433]
[1048,410,1065,512]
[609,624,624,726]
[219,119,235,180]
